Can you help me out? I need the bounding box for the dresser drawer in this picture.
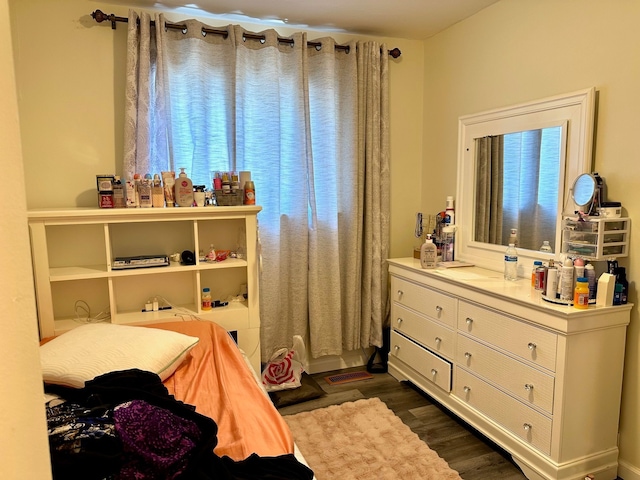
[458,301,557,371]
[456,334,555,414]
[391,276,457,327]
[390,330,452,392]
[392,304,455,359]
[455,368,552,455]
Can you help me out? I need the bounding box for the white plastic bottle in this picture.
[445,196,455,225]
[504,243,518,281]
[175,168,194,207]
[560,258,574,301]
[420,234,437,269]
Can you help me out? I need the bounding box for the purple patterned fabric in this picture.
[113,399,201,479]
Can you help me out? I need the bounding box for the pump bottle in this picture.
[420,234,437,269]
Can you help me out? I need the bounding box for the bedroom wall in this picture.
[9,0,424,261]
[420,0,640,477]
[1,0,52,477]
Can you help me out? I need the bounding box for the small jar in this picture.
[201,287,212,311]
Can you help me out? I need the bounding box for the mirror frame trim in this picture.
[455,87,596,276]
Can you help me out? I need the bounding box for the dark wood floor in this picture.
[277,366,527,480]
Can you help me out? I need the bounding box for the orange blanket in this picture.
[146,320,294,461]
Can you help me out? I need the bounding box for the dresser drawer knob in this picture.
[524,383,534,391]
[396,317,403,325]
[431,368,438,376]
[397,290,404,298]
[394,345,400,352]
[435,305,443,314]
[465,317,474,325]
[464,352,472,359]
[528,342,537,351]
[523,423,532,431]
[463,386,471,393]
[434,336,442,344]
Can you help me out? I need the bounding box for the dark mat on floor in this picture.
[269,372,326,408]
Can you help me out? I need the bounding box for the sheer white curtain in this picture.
[124,12,390,360]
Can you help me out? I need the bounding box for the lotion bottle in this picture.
[175,168,194,207]
[420,234,437,269]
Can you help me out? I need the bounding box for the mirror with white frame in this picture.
[455,88,596,274]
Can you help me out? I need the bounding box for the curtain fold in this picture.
[474,136,503,244]
[123,11,390,360]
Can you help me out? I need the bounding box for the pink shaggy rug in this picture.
[284,397,461,479]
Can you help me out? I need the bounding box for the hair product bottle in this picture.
[152,174,164,207]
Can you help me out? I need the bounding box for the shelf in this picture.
[50,265,109,281]
[29,205,262,373]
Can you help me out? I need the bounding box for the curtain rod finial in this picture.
[388,48,401,59]
[91,9,119,29]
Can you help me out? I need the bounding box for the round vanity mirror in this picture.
[572,173,596,207]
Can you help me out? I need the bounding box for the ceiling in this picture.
[96,0,500,40]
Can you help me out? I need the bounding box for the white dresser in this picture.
[388,258,631,480]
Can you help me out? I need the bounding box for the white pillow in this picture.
[40,323,199,388]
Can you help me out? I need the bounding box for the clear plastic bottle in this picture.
[540,240,552,253]
[508,228,519,247]
[504,244,518,281]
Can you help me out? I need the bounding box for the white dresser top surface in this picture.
[388,257,632,327]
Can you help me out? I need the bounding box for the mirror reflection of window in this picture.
[474,126,563,252]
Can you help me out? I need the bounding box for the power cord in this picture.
[74,300,110,324]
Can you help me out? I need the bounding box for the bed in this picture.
[40,320,315,479]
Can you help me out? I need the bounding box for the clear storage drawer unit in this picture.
[562,216,629,260]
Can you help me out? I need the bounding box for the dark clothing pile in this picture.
[45,369,314,480]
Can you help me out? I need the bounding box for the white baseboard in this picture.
[307,348,373,374]
[619,459,640,480]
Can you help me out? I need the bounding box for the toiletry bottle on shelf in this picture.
[574,277,589,309]
[504,244,518,281]
[206,244,216,263]
[152,174,164,207]
[560,258,574,301]
[138,174,153,208]
[133,173,142,207]
[244,181,256,205]
[201,288,212,311]
[614,267,628,304]
[420,234,437,269]
[442,225,455,262]
[544,262,558,298]
[175,168,194,207]
[508,228,519,247]
[125,175,137,208]
[531,261,542,287]
[573,257,585,287]
[112,176,126,208]
[540,240,552,253]
[445,196,455,225]
[584,263,596,299]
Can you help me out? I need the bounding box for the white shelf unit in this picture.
[562,216,629,260]
[28,206,262,373]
